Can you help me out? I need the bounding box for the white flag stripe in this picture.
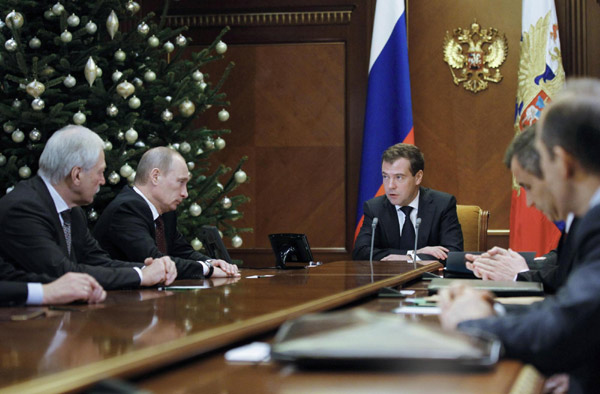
[368,0,405,72]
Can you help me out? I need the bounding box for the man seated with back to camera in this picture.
[353,143,463,262]
[94,147,239,279]
[0,125,177,290]
[439,78,600,394]
[465,126,578,294]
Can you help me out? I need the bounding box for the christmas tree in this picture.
[0,0,250,252]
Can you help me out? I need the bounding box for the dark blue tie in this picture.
[399,206,415,251]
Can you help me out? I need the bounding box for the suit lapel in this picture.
[381,197,401,246]
[417,187,433,248]
[31,176,72,259]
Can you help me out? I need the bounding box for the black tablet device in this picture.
[268,233,314,269]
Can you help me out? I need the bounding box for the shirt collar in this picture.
[39,174,70,215]
[395,190,420,212]
[133,186,160,221]
[589,187,600,210]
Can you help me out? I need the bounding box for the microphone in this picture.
[369,217,379,282]
[412,217,421,270]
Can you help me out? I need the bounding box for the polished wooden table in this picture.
[0,261,542,393]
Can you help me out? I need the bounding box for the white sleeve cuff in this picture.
[133,267,144,283]
[513,269,530,281]
[198,261,209,275]
[26,283,44,305]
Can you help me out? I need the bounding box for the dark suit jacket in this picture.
[0,256,54,306]
[459,204,600,394]
[93,186,207,279]
[352,187,464,261]
[517,218,580,294]
[0,176,143,290]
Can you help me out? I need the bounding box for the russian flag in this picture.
[354,0,414,240]
[511,0,565,255]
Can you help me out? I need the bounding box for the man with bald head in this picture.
[94,147,239,279]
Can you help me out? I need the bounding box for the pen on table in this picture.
[157,285,208,291]
[246,275,274,279]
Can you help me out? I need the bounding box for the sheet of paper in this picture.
[393,306,441,315]
[225,341,271,362]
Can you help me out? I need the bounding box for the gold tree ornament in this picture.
[443,20,508,93]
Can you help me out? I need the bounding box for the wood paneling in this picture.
[407,0,521,231]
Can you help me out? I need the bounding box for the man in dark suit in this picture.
[1,255,106,306]
[94,147,239,278]
[466,127,577,294]
[353,143,463,261]
[0,125,177,290]
[440,78,600,394]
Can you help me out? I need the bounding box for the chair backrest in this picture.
[456,205,489,251]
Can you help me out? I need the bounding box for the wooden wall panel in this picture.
[407,0,521,232]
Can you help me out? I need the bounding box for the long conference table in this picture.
[0,261,544,393]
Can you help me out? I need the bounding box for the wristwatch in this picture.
[204,259,215,278]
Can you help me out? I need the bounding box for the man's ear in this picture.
[553,145,576,179]
[70,166,82,185]
[150,168,161,185]
[414,169,424,185]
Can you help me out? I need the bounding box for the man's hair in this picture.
[540,78,600,175]
[503,125,542,178]
[38,125,104,184]
[134,146,184,185]
[381,143,424,176]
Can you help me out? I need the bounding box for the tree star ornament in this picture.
[26,80,45,98]
[106,10,119,40]
[84,57,98,86]
[116,80,135,99]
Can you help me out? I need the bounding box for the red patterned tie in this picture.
[155,216,167,254]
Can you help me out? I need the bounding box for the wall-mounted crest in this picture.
[443,20,508,93]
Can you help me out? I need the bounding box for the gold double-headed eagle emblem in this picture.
[443,20,508,93]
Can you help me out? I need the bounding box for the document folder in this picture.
[271,309,501,370]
